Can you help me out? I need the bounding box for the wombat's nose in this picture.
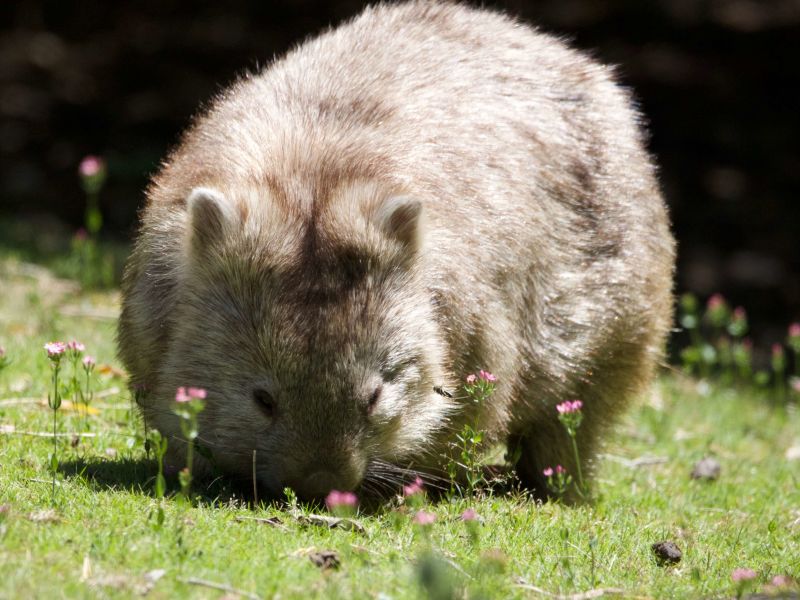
[295,470,358,500]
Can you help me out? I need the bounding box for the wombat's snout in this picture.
[288,469,361,501]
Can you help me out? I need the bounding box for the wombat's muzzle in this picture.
[286,468,362,501]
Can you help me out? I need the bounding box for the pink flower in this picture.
[460,508,478,521]
[74,228,88,241]
[731,568,757,582]
[44,341,67,359]
[556,400,583,414]
[325,490,358,510]
[403,476,424,497]
[175,386,207,403]
[79,155,105,178]
[465,374,477,384]
[770,575,794,588]
[412,510,436,526]
[790,377,800,393]
[789,323,800,338]
[772,344,784,357]
[543,467,554,477]
[733,307,746,321]
[555,465,566,475]
[66,340,85,353]
[707,293,725,310]
[82,355,96,368]
[478,370,497,383]
[0,346,5,358]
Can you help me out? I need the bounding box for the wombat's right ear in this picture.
[373,195,423,250]
[185,187,236,253]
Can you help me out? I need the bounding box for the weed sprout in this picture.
[447,370,497,496]
[174,386,207,501]
[44,341,67,503]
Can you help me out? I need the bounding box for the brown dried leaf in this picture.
[691,457,721,480]
[235,515,288,530]
[293,512,365,533]
[514,579,630,599]
[652,540,682,565]
[308,550,340,570]
[27,509,60,523]
[97,364,126,379]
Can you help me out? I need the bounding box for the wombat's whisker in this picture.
[360,477,396,498]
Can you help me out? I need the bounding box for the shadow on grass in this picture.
[59,456,159,497]
[57,457,529,513]
[58,457,252,505]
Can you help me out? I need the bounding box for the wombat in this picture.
[118,1,675,500]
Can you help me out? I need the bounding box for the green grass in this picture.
[0,216,128,289]
[1,255,798,599]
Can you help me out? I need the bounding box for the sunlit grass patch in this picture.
[1,257,798,599]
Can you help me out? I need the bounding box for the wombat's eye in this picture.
[367,386,382,415]
[253,389,275,419]
[381,357,419,383]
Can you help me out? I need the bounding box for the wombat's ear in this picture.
[374,195,423,249]
[185,187,236,252]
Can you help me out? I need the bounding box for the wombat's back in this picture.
[119,1,674,496]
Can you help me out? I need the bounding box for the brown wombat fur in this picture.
[118,1,675,500]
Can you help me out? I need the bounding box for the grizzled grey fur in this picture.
[118,1,675,499]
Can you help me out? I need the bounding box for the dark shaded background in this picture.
[1,0,798,336]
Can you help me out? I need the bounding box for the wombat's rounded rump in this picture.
[118,1,675,500]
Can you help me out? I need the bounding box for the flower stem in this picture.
[51,363,59,503]
[183,439,194,499]
[569,433,586,499]
[52,404,57,501]
[83,369,90,431]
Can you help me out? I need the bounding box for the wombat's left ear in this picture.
[185,187,236,253]
[374,195,423,250]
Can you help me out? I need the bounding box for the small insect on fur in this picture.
[433,386,452,398]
